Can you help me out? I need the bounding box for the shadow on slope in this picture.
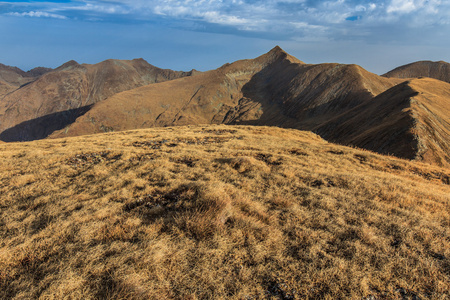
[0,105,93,142]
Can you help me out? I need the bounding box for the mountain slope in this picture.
[50,47,399,139]
[236,61,399,129]
[1,125,449,299]
[49,46,296,137]
[0,80,16,98]
[0,59,195,141]
[315,78,450,167]
[383,60,450,83]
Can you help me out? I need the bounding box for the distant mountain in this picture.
[0,63,33,87]
[50,46,398,138]
[0,63,52,106]
[0,59,196,141]
[230,57,399,130]
[383,60,450,83]
[0,63,52,89]
[315,78,450,167]
[26,66,53,77]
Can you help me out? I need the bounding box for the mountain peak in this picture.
[265,45,289,60]
[256,46,304,65]
[26,66,53,77]
[0,63,26,76]
[55,60,80,71]
[269,45,285,55]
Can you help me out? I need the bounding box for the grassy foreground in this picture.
[0,125,449,299]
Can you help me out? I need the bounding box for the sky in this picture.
[0,0,449,74]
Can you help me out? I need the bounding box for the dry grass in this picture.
[0,125,449,299]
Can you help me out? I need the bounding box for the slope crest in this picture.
[383,60,450,83]
[0,63,34,87]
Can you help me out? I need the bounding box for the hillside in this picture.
[315,78,450,167]
[0,59,195,141]
[383,60,450,83]
[50,46,399,139]
[0,125,449,299]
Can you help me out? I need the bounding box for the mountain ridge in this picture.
[50,47,399,136]
[50,47,409,159]
[383,60,450,83]
[1,47,449,167]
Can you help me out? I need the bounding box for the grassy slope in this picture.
[0,125,449,299]
[0,80,16,98]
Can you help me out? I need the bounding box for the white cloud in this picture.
[387,0,419,13]
[50,2,131,15]
[153,1,268,30]
[2,0,450,43]
[7,11,67,19]
[386,0,441,14]
[202,11,253,27]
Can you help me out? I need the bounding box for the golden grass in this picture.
[0,125,449,299]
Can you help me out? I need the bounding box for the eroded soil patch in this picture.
[132,136,236,149]
[66,152,122,168]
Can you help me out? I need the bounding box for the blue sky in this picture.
[1,0,449,74]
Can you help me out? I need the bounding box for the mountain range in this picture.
[1,46,449,167]
[0,59,196,141]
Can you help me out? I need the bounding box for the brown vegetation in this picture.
[1,125,449,299]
